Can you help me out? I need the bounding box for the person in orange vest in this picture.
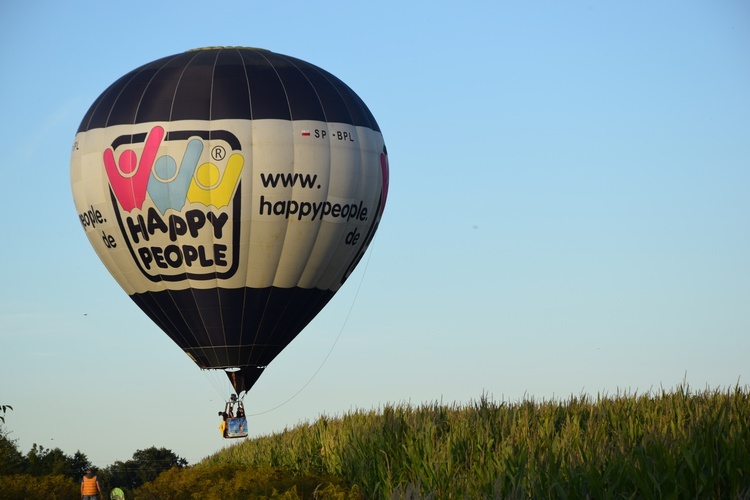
[81,467,103,500]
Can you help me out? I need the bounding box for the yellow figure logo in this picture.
[187,153,244,208]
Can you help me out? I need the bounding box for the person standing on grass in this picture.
[81,467,103,500]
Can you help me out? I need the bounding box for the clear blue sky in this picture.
[1,1,748,467]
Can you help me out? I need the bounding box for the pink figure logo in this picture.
[103,126,165,211]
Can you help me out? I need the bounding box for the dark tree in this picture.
[103,459,138,490]
[0,430,26,475]
[103,446,188,490]
[68,451,92,480]
[24,444,91,479]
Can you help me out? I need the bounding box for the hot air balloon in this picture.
[70,47,389,401]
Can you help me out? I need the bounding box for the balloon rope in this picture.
[247,241,376,417]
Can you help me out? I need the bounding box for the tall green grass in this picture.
[199,384,750,498]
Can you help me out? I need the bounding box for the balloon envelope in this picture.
[70,47,388,394]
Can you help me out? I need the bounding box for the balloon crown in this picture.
[188,46,268,52]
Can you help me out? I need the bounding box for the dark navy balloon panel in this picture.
[132,286,335,370]
[76,48,380,131]
[71,47,388,394]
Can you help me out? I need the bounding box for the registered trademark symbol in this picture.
[211,145,226,161]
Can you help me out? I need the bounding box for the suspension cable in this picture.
[247,241,377,416]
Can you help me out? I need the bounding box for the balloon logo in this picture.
[70,47,389,395]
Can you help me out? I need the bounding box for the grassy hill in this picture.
[132,384,750,499]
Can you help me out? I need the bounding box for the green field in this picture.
[143,384,750,498]
[5,384,748,498]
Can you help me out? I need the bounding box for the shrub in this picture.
[133,464,362,499]
[0,474,79,499]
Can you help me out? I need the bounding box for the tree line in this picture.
[0,404,187,498]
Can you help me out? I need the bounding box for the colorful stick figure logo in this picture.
[104,126,244,214]
[103,126,244,282]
